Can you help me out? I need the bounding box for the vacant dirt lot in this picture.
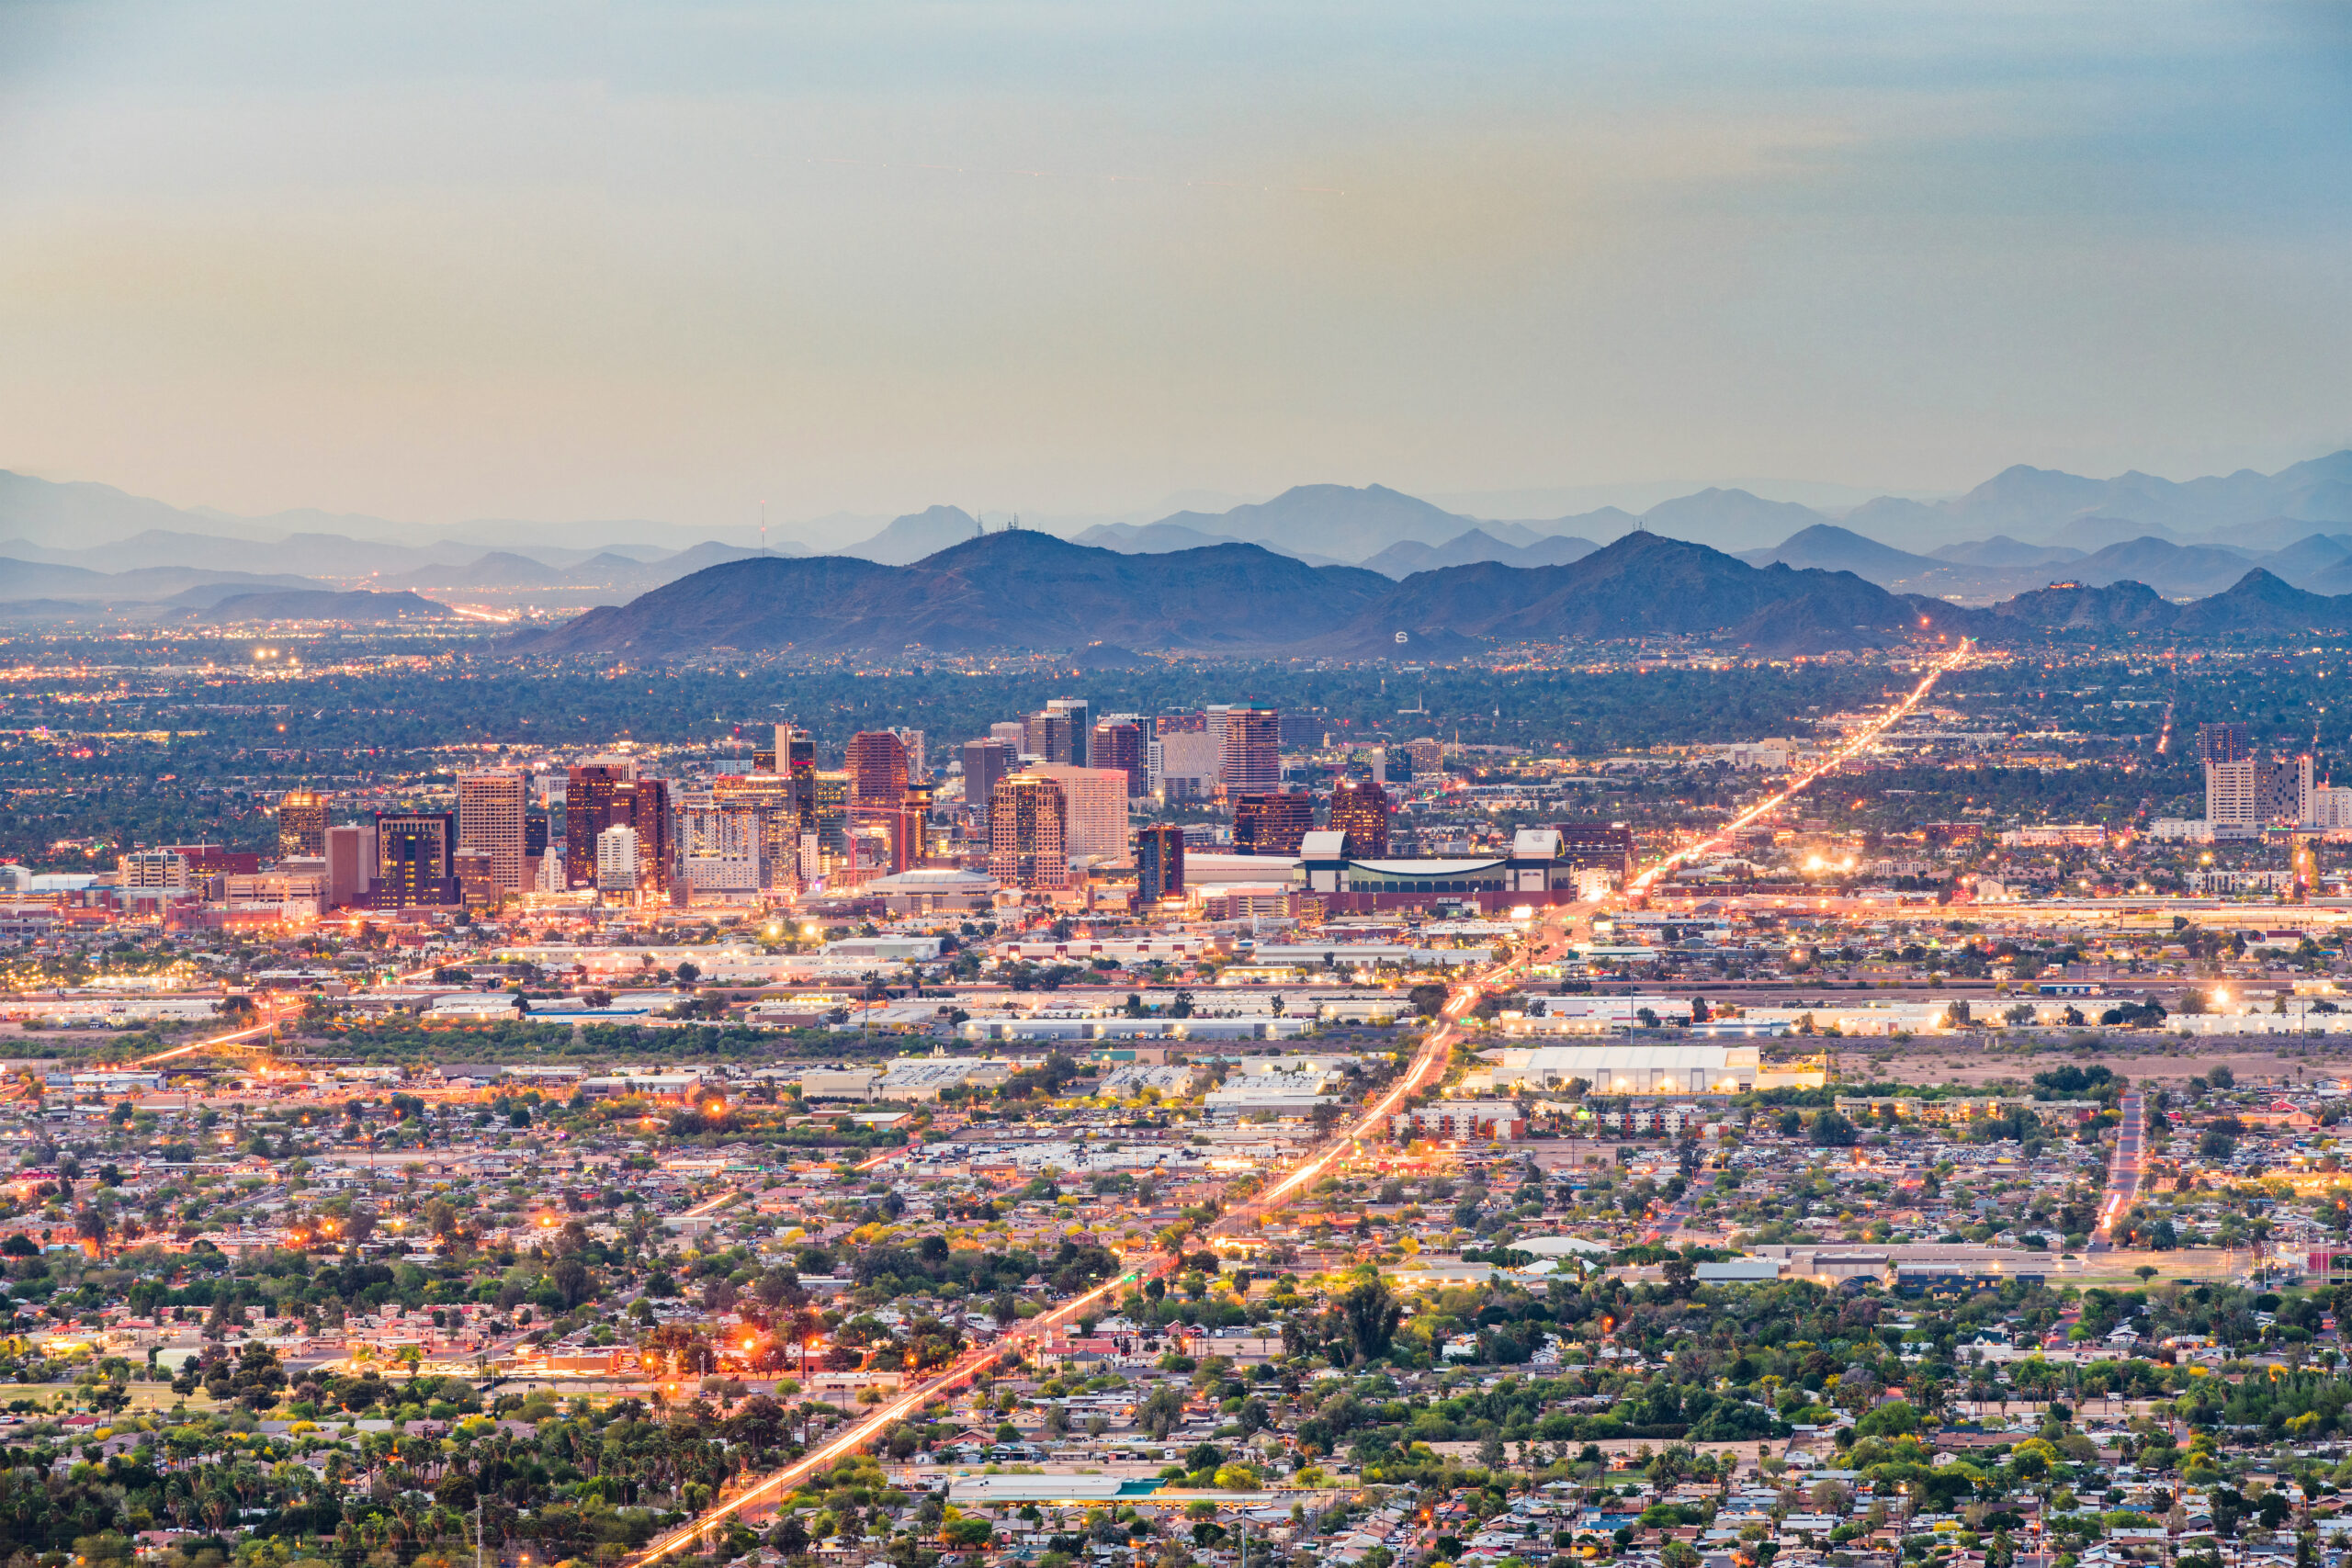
[1833,1032,2352,1092]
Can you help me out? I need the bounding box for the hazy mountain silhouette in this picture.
[842,506,988,565]
[0,558,320,604]
[1928,535,2084,569]
[1073,521,1250,553]
[6,446,2352,591]
[2064,536,2263,597]
[2255,534,2352,586]
[197,589,456,624]
[1148,484,1479,558]
[1359,528,1599,579]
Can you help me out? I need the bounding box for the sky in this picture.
[0,0,2346,533]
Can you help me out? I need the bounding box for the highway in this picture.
[119,946,473,1071]
[1626,639,1972,896]
[629,917,1561,1564]
[124,1008,285,1067]
[2091,1088,2146,1252]
[630,1260,1144,1564]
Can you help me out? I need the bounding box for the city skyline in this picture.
[0,0,2346,1540]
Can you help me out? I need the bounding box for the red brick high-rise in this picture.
[1234,790,1313,856]
[1091,721,1147,798]
[1136,824,1185,903]
[565,763,628,889]
[1220,706,1282,795]
[847,730,910,811]
[1328,779,1391,858]
[625,778,672,902]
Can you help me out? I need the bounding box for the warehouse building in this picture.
[1469,1043,1823,1095]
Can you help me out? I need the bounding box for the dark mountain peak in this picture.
[1988,578,2177,631]
[2076,534,2189,563]
[1586,526,1708,559]
[2172,569,2352,635]
[1750,522,1936,572]
[1571,528,1773,578]
[1329,526,1915,656]
[512,531,1388,656]
[1781,522,1866,545]
[2204,567,2310,604]
[912,525,1102,570]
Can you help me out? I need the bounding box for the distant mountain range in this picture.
[1357,529,1599,578]
[516,524,2352,660]
[0,557,321,604]
[515,530,1942,658]
[6,448,2352,621]
[514,532,1399,657]
[0,534,797,617]
[198,589,455,625]
[1736,520,2352,602]
[836,452,2352,581]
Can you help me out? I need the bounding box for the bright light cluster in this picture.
[1626,639,1973,897]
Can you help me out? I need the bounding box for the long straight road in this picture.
[2091,1089,2147,1252]
[629,920,1564,1563]
[632,1260,1143,1563]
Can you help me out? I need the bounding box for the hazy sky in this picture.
[0,0,2346,530]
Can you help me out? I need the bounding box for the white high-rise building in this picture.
[119,850,189,892]
[595,825,640,896]
[2205,759,2258,826]
[1024,765,1129,863]
[1149,730,1219,800]
[2207,754,2315,827]
[678,793,763,897]
[2311,784,2352,829]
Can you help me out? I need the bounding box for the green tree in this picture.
[1338,1276,1402,1363]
